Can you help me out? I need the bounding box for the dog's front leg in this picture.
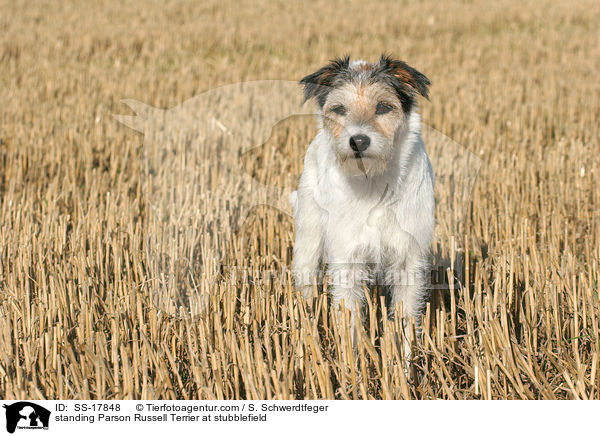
[384,259,427,381]
[378,210,429,366]
[292,190,325,299]
[328,262,370,347]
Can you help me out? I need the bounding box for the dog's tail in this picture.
[289,190,298,215]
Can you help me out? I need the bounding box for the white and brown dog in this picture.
[290,55,434,346]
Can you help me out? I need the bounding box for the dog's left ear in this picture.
[379,55,430,100]
[376,55,430,112]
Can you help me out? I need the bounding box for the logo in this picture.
[2,402,50,433]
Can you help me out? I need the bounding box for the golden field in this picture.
[0,0,599,399]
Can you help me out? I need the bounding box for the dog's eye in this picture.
[330,105,347,116]
[375,102,393,115]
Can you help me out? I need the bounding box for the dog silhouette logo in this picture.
[2,402,50,433]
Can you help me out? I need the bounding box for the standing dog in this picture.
[290,55,434,347]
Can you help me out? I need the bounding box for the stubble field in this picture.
[1,0,599,399]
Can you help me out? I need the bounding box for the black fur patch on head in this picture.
[299,56,351,107]
[300,55,430,112]
[371,54,431,113]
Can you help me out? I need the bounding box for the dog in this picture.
[290,55,434,348]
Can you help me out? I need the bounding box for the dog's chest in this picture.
[317,168,398,258]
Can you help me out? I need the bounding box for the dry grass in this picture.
[1,0,600,399]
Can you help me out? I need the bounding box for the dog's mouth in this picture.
[349,148,376,159]
[338,153,386,177]
[352,154,367,173]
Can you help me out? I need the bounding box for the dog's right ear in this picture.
[300,56,350,107]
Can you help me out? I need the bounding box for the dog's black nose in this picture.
[349,134,371,153]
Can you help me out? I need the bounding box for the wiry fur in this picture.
[291,56,434,348]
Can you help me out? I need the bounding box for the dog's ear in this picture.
[376,55,430,111]
[379,54,430,99]
[300,56,350,107]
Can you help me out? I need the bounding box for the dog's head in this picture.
[300,55,429,177]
